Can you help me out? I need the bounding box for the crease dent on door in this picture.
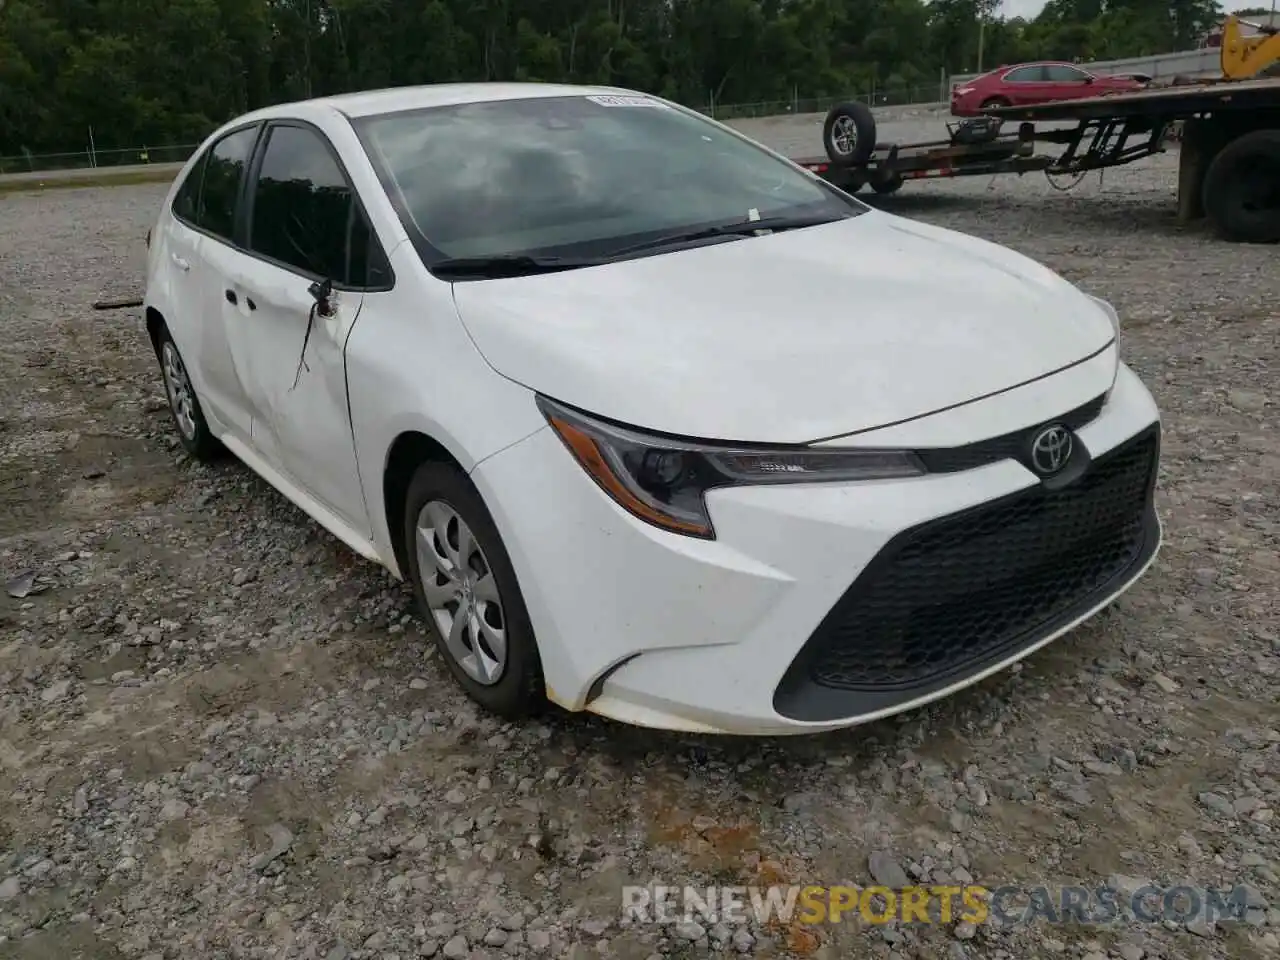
[270,289,366,459]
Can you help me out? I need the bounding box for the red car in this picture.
[950,62,1147,116]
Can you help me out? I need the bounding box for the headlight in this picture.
[537,396,925,539]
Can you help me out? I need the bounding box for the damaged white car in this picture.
[143,82,1162,735]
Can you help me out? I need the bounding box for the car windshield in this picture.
[352,93,866,263]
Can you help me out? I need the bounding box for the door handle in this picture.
[224,289,237,305]
[171,253,190,272]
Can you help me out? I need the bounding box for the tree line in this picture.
[0,0,1226,159]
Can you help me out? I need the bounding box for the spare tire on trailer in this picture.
[823,102,877,168]
[1202,129,1280,244]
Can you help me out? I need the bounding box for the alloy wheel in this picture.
[161,341,197,440]
[415,500,507,685]
[831,115,859,156]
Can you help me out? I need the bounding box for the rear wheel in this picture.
[1202,129,1280,244]
[402,461,545,718]
[155,326,222,461]
[980,97,1010,112]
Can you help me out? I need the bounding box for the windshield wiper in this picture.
[431,254,606,279]
[606,213,852,257]
[431,213,851,278]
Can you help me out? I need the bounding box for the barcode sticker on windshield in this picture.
[585,95,668,108]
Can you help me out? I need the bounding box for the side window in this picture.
[198,126,259,242]
[248,124,387,286]
[1004,66,1046,83]
[172,151,208,225]
[1045,65,1089,82]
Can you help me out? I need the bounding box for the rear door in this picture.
[220,120,394,534]
[152,153,207,394]
[1001,65,1050,105]
[180,123,264,443]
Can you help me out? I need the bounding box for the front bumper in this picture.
[470,363,1162,735]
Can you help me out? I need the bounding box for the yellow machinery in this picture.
[1220,14,1280,80]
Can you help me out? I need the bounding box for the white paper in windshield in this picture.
[584,95,669,108]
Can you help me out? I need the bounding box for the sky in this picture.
[998,0,1266,19]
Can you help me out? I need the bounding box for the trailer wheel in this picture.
[823,102,877,167]
[1202,129,1280,244]
[872,174,904,195]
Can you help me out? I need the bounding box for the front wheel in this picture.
[402,461,545,718]
[1202,129,1280,244]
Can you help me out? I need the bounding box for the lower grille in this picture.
[784,427,1159,703]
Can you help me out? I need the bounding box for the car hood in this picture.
[450,211,1115,444]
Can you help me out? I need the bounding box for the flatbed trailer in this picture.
[787,102,1055,196]
[790,124,1052,196]
[801,77,1280,243]
[988,76,1280,243]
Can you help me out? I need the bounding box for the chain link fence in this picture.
[0,142,199,176]
[699,83,949,121]
[0,83,951,175]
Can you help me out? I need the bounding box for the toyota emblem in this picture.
[1029,425,1073,476]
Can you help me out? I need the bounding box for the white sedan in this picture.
[142,82,1162,735]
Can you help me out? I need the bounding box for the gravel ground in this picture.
[1,108,1277,960]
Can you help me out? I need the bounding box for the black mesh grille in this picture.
[804,427,1158,692]
[914,393,1107,474]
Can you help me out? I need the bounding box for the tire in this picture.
[980,97,1010,112]
[872,174,904,195]
[1201,129,1280,244]
[822,102,877,167]
[402,461,544,718]
[154,324,222,461]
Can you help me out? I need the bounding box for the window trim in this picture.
[170,120,267,244]
[240,118,395,294]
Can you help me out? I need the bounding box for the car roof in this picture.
[999,61,1083,72]
[237,82,645,123]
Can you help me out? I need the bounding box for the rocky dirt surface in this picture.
[1,115,1277,960]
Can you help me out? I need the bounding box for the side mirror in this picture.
[1084,75,1096,84]
[307,277,335,317]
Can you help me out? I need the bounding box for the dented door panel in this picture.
[222,256,372,535]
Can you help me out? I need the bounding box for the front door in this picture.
[221,120,392,536]
[1042,64,1095,101]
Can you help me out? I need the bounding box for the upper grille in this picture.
[795,426,1158,695]
[914,393,1107,474]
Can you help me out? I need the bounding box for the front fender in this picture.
[343,259,546,576]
